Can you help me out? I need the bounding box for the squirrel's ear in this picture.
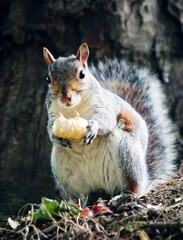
[43,47,56,67]
[77,43,89,68]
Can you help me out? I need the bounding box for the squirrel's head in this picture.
[43,43,90,109]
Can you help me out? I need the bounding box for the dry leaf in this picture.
[8,217,20,229]
[138,230,150,240]
[174,197,182,202]
[147,203,162,210]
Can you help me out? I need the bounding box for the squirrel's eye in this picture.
[79,70,85,80]
[46,75,52,84]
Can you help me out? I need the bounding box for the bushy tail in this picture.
[90,59,178,184]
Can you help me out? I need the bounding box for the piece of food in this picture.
[53,112,88,143]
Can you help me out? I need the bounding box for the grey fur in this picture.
[50,55,78,85]
[46,55,178,201]
[90,59,178,183]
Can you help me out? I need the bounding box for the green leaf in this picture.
[33,197,60,221]
[59,201,68,211]
[32,197,80,222]
[68,203,80,215]
[59,201,80,215]
[42,197,59,210]
[33,208,52,221]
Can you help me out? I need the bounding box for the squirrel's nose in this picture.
[61,94,71,103]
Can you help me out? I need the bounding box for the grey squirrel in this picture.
[43,43,178,202]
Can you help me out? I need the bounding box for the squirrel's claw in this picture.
[84,120,98,144]
[51,133,71,149]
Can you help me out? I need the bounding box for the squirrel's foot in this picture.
[84,120,99,144]
[109,192,138,212]
[51,133,71,148]
[117,118,126,129]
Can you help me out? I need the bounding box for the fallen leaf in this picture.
[138,230,150,240]
[92,205,113,215]
[82,207,94,217]
[174,197,182,203]
[8,217,20,229]
[33,197,80,222]
[147,203,162,210]
[121,211,128,217]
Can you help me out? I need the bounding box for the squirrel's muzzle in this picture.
[61,94,72,103]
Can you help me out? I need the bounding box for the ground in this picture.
[0,176,183,240]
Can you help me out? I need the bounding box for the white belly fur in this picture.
[51,126,124,199]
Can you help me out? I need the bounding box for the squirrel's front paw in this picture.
[84,120,99,144]
[51,133,71,149]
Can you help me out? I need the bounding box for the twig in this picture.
[147,222,183,229]
[87,218,110,236]
[0,227,13,233]
[163,201,183,211]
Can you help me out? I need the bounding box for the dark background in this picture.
[0,0,183,216]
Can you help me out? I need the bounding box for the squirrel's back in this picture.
[90,59,178,184]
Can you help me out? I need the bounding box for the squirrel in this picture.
[43,43,178,203]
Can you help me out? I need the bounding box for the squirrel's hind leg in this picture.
[118,134,149,196]
[117,110,150,196]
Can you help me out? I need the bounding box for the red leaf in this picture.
[92,205,113,215]
[75,203,82,211]
[82,207,94,217]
